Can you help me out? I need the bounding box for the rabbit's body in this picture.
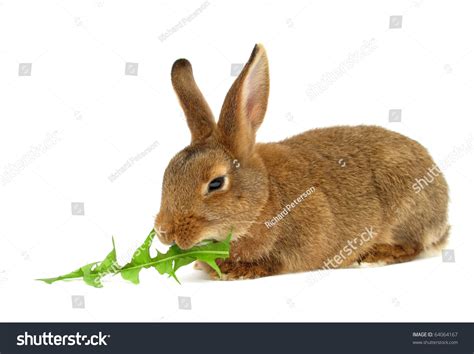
[241,125,449,275]
[155,44,449,280]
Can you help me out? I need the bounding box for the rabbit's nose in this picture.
[154,215,174,245]
[154,224,173,245]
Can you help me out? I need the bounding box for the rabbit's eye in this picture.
[208,176,225,192]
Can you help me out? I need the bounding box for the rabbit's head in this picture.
[155,44,270,249]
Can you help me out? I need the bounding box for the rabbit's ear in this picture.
[171,59,216,143]
[217,44,269,159]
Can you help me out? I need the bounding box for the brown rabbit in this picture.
[154,44,449,280]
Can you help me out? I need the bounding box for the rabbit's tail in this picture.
[419,223,450,258]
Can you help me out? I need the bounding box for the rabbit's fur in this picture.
[155,44,449,280]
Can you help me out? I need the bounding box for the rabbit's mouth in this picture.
[176,236,218,249]
[177,230,232,249]
[167,240,213,247]
[194,239,215,247]
[194,226,235,245]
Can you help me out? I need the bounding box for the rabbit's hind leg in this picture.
[357,220,450,266]
[358,242,423,265]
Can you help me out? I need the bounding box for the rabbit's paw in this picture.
[201,260,276,280]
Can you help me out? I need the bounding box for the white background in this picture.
[0,0,473,322]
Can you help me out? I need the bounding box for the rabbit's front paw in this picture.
[228,237,272,263]
[206,260,276,280]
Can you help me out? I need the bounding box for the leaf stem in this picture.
[117,250,229,273]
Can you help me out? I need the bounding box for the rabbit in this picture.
[154,44,449,280]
